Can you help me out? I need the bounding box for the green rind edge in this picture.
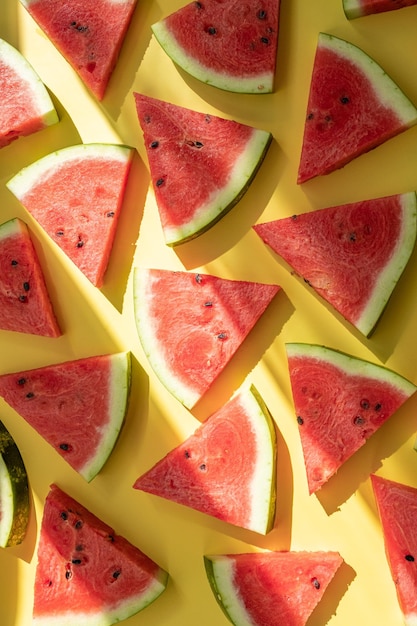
[342,0,365,19]
[203,556,244,626]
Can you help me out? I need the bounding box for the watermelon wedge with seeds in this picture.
[7,143,133,287]
[33,484,168,625]
[0,353,131,482]
[253,192,417,336]
[0,37,58,147]
[204,550,344,626]
[343,0,417,19]
[0,218,61,337]
[19,0,137,100]
[133,268,281,408]
[298,33,417,183]
[133,385,277,535]
[286,343,416,494]
[151,0,281,94]
[134,93,272,246]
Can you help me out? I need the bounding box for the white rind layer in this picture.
[205,556,256,626]
[0,454,14,547]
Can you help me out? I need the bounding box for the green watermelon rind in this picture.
[342,0,367,18]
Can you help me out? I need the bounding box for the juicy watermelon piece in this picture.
[151,0,281,94]
[19,0,137,100]
[6,143,133,287]
[133,386,277,534]
[298,33,417,183]
[371,474,417,626]
[133,268,281,408]
[33,484,168,625]
[286,343,416,494]
[343,0,417,19]
[134,93,272,246]
[0,218,61,337]
[204,550,344,626]
[0,421,30,547]
[253,192,417,336]
[0,37,58,147]
[0,353,131,482]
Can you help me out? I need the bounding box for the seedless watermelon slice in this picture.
[286,343,416,494]
[253,192,417,336]
[133,268,280,408]
[133,386,277,534]
[371,474,417,626]
[343,0,417,19]
[151,0,281,94]
[0,353,131,482]
[134,93,272,246]
[33,484,168,625]
[0,37,58,147]
[298,33,417,183]
[7,143,133,287]
[204,550,344,626]
[19,0,137,100]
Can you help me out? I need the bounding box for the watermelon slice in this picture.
[19,0,137,100]
[286,343,416,494]
[371,474,417,626]
[253,192,417,336]
[133,386,277,535]
[33,484,168,625]
[297,33,417,183]
[133,267,280,408]
[151,0,281,94]
[0,352,131,482]
[0,420,30,547]
[6,143,133,287]
[0,218,61,337]
[343,0,417,19]
[134,93,272,246]
[204,550,344,626]
[0,37,58,148]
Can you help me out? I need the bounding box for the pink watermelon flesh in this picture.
[133,387,277,534]
[253,192,417,337]
[21,0,137,99]
[204,550,344,626]
[371,474,417,625]
[33,484,168,624]
[133,268,281,408]
[297,33,417,183]
[0,353,131,482]
[0,218,60,337]
[343,0,417,18]
[286,344,416,494]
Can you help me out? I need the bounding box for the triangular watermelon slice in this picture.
[33,484,168,624]
[286,343,416,494]
[371,474,417,625]
[253,192,417,336]
[133,267,281,408]
[297,33,417,183]
[19,0,137,100]
[6,143,133,287]
[0,352,131,482]
[133,386,277,534]
[134,93,272,246]
[0,37,58,148]
[0,218,61,337]
[204,550,344,626]
[151,0,281,94]
[343,0,417,19]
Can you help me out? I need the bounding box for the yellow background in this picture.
[1,1,417,625]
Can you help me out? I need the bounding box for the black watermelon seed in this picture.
[307,112,314,120]
[405,554,415,562]
[150,141,159,148]
[260,36,270,44]
[194,141,204,148]
[75,520,83,529]
[19,295,28,302]
[59,443,71,451]
[11,259,18,265]
[195,273,203,284]
[311,577,320,589]
[195,1,203,7]
[112,569,121,579]
[156,177,165,187]
[17,378,26,385]
[76,238,84,248]
[360,399,370,410]
[26,392,34,399]
[199,463,207,471]
[71,558,82,565]
[297,416,304,425]
[204,301,213,307]
[23,282,30,291]
[349,232,357,242]
[374,403,382,411]
[207,26,217,35]
[106,211,115,218]
[340,96,350,104]
[65,569,72,580]
[184,450,191,458]
[60,511,68,520]
[56,230,64,236]
[257,9,267,19]
[353,415,366,425]
[217,332,228,339]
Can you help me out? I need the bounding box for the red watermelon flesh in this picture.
[133,386,277,535]
[204,550,344,626]
[286,344,416,494]
[253,192,417,337]
[20,0,137,100]
[134,93,272,246]
[133,268,281,409]
[371,474,417,625]
[297,33,417,183]
[0,218,61,337]
[343,0,417,19]
[151,0,281,94]
[33,484,168,625]
[0,353,131,482]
